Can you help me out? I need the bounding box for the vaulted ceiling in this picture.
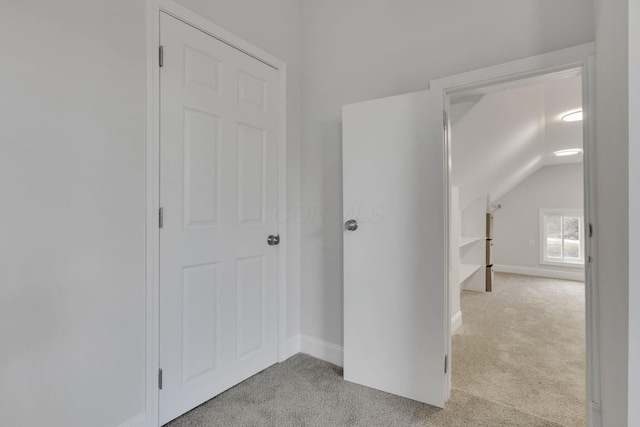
[451,75,583,209]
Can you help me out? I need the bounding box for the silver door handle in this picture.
[267,234,280,246]
[344,219,358,231]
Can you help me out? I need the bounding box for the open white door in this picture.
[342,89,448,407]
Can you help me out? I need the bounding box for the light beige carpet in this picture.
[167,273,585,426]
[453,273,585,426]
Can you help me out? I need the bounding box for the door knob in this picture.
[267,234,280,246]
[344,219,358,231]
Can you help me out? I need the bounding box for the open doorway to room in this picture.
[447,71,587,426]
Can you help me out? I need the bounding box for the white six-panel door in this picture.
[159,13,280,424]
[342,90,448,407]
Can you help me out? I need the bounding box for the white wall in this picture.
[174,0,303,352]
[300,0,595,351]
[493,164,584,279]
[594,0,630,425]
[0,2,146,426]
[628,1,639,425]
[0,1,302,426]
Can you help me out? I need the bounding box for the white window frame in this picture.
[539,208,585,268]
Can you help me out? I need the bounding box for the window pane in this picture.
[563,216,581,260]
[545,215,562,259]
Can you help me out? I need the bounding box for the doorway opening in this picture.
[446,69,589,425]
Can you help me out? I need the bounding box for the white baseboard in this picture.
[451,311,462,332]
[494,264,585,281]
[284,334,301,360]
[118,413,145,427]
[300,334,344,367]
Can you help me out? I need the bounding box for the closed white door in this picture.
[159,13,280,425]
[342,90,448,407]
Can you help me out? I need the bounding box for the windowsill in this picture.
[539,260,585,269]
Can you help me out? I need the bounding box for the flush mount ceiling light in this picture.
[554,149,583,157]
[562,110,583,122]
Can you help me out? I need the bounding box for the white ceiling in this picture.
[542,77,584,166]
[451,74,583,209]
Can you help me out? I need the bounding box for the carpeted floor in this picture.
[453,273,585,426]
[167,273,585,426]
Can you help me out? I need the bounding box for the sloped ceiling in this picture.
[450,94,484,127]
[451,75,583,210]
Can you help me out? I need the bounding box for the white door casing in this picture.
[342,89,448,407]
[430,42,598,425]
[159,12,280,424]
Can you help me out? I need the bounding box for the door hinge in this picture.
[159,207,164,229]
[159,45,164,68]
[443,110,448,131]
[588,223,593,238]
[444,355,448,374]
[158,368,163,390]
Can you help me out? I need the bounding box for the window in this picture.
[539,209,584,267]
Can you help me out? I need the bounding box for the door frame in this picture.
[430,42,600,427]
[145,1,288,425]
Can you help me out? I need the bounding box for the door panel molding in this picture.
[145,1,287,426]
